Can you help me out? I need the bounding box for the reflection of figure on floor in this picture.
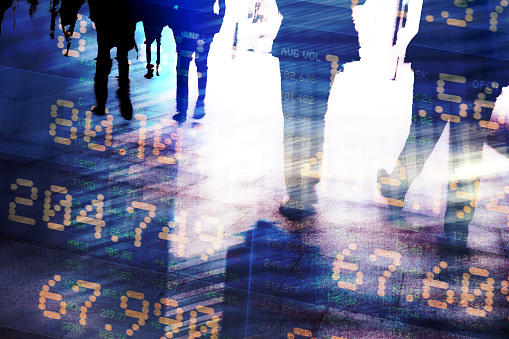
[0,0,15,37]
[1,0,40,37]
[377,0,509,254]
[170,0,225,123]
[49,0,60,39]
[274,0,360,221]
[88,0,137,120]
[27,0,39,21]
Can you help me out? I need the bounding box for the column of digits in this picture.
[119,291,150,336]
[126,201,156,247]
[332,243,363,291]
[50,99,78,146]
[84,110,114,152]
[8,178,37,225]
[44,185,73,231]
[159,211,188,257]
[135,114,182,164]
[76,194,106,239]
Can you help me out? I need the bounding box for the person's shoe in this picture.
[117,86,133,120]
[279,204,316,221]
[438,237,470,259]
[377,168,393,198]
[120,104,133,120]
[193,101,206,119]
[92,105,106,116]
[173,111,187,124]
[144,69,154,79]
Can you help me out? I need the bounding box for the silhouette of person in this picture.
[88,0,138,120]
[377,0,509,252]
[59,0,86,55]
[274,0,360,220]
[170,0,225,123]
[135,0,170,78]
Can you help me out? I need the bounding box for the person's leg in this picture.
[274,26,360,219]
[145,36,154,68]
[444,124,482,248]
[443,70,505,249]
[378,79,448,208]
[93,26,112,115]
[144,27,155,79]
[155,36,161,75]
[116,44,132,120]
[193,36,212,119]
[173,31,193,122]
[49,0,60,39]
[279,55,326,217]
[155,26,163,74]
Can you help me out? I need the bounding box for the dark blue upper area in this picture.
[408,0,509,61]
[275,0,360,36]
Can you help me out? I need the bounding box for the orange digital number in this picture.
[84,110,114,152]
[135,114,181,164]
[39,275,101,327]
[369,249,402,297]
[154,298,183,337]
[39,275,67,320]
[422,261,455,310]
[49,100,78,145]
[43,185,73,231]
[76,194,106,239]
[188,305,219,339]
[8,178,37,225]
[120,290,149,336]
[459,267,495,318]
[159,210,189,257]
[502,275,509,322]
[332,243,363,291]
[125,201,156,247]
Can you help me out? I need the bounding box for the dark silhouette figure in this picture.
[27,0,38,21]
[49,0,60,39]
[170,0,225,123]
[377,0,509,253]
[135,0,170,78]
[0,0,15,37]
[59,0,85,55]
[143,24,163,78]
[1,0,39,37]
[274,0,360,220]
[88,0,138,120]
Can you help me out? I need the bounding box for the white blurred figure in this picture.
[320,0,421,204]
[189,0,286,224]
[233,0,282,55]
